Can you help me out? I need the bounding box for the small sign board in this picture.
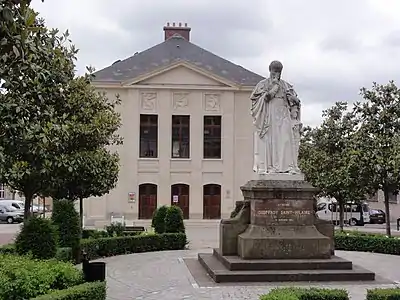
[173,195,179,203]
[128,192,135,202]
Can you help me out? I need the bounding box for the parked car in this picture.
[369,209,386,224]
[0,205,24,224]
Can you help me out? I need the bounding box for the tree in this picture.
[299,102,372,231]
[0,2,77,219]
[43,73,122,227]
[353,81,400,237]
[50,149,120,228]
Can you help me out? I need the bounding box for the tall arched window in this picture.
[171,184,190,219]
[203,184,221,219]
[138,183,157,219]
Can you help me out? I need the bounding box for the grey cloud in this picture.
[319,36,362,53]
[382,31,400,47]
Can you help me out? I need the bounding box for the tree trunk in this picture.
[339,201,345,232]
[23,193,33,221]
[79,197,83,229]
[383,188,392,237]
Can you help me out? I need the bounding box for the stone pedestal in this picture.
[198,178,375,283]
[237,179,331,259]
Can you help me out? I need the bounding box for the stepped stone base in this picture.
[198,250,375,283]
[199,178,376,283]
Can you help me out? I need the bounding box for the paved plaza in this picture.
[1,222,400,299]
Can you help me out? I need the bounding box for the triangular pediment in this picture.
[123,62,237,88]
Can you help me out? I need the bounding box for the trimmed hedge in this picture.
[335,231,400,255]
[81,233,187,259]
[0,254,83,299]
[367,288,400,300]
[82,228,142,239]
[260,287,349,300]
[31,282,106,300]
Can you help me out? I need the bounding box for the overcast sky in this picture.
[31,0,400,127]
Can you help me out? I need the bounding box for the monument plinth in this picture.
[237,179,331,259]
[198,60,375,283]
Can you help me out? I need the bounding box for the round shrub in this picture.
[51,199,81,261]
[165,206,185,233]
[152,205,168,234]
[15,217,58,259]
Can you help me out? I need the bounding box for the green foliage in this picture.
[352,81,400,237]
[82,229,109,239]
[81,233,187,260]
[299,102,372,229]
[0,243,16,254]
[165,205,185,233]
[31,282,106,300]
[259,287,349,300]
[0,253,83,299]
[15,217,58,259]
[152,205,168,234]
[105,222,125,237]
[334,230,400,255]
[52,199,81,261]
[0,2,78,218]
[367,288,400,300]
[45,75,122,204]
[55,247,73,262]
[82,228,142,239]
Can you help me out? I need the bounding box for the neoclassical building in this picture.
[82,23,263,226]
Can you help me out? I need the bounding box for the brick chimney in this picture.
[163,22,191,41]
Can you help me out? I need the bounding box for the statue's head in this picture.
[269,60,283,80]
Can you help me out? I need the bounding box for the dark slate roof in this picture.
[93,35,264,86]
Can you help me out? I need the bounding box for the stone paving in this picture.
[103,224,400,300]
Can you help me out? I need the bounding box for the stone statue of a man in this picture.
[250,60,302,175]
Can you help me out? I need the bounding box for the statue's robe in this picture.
[250,78,300,174]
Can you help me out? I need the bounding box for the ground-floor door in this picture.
[203,184,221,219]
[171,184,190,219]
[139,183,157,219]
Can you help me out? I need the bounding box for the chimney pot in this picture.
[163,22,191,41]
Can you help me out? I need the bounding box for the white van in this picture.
[316,198,370,226]
[0,200,25,211]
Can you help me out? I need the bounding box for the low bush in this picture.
[152,205,168,234]
[82,229,109,239]
[56,247,73,262]
[335,231,400,255]
[0,243,16,255]
[366,288,400,300]
[31,281,106,300]
[165,206,185,233]
[105,222,125,236]
[52,199,81,261]
[260,287,349,300]
[81,232,187,259]
[82,228,142,239]
[0,254,83,299]
[15,217,58,259]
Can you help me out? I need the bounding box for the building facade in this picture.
[83,23,264,226]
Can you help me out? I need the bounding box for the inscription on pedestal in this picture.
[251,199,314,226]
